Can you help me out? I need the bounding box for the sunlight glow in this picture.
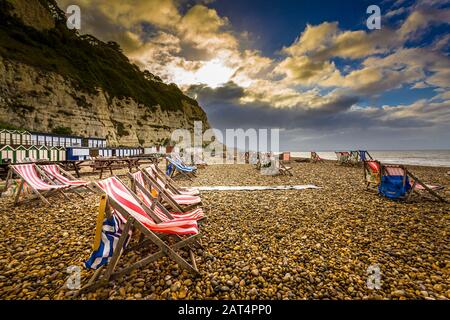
[170,59,236,89]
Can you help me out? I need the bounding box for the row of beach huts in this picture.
[0,129,164,164]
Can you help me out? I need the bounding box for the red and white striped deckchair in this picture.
[147,164,200,196]
[9,164,69,206]
[364,160,382,190]
[40,164,92,194]
[128,171,205,222]
[142,167,202,212]
[81,176,201,292]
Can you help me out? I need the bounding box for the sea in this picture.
[290,150,450,167]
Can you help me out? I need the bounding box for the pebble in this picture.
[0,163,448,301]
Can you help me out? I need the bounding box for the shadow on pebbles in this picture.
[0,162,449,300]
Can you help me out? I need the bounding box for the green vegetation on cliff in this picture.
[0,0,200,112]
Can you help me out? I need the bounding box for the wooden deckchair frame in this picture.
[310,152,324,163]
[127,172,176,221]
[141,169,200,213]
[80,180,201,293]
[335,152,351,166]
[7,164,69,206]
[167,157,196,181]
[278,161,293,176]
[148,164,200,196]
[146,165,185,196]
[39,164,94,196]
[363,161,447,202]
[363,160,382,191]
[382,164,446,202]
[128,172,206,223]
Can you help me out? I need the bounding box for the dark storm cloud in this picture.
[186,82,433,133]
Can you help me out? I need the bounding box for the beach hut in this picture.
[0,129,8,145]
[21,131,32,145]
[38,145,50,160]
[0,145,15,164]
[10,130,21,145]
[15,145,28,163]
[66,147,90,160]
[100,148,113,158]
[27,145,39,160]
[49,146,59,161]
[57,147,66,161]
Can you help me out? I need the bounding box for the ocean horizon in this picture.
[289,150,450,167]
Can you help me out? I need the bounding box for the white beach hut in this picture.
[38,145,50,160]
[0,145,15,163]
[49,146,59,161]
[15,145,28,163]
[57,147,66,161]
[27,145,39,160]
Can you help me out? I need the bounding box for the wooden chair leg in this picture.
[14,179,25,205]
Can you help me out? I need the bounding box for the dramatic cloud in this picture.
[55,0,450,149]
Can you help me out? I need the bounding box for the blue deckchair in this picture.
[166,157,197,181]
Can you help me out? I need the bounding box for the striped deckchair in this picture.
[310,152,324,163]
[364,160,382,190]
[39,164,92,194]
[8,164,69,206]
[141,167,202,212]
[148,164,200,196]
[81,176,201,292]
[335,152,351,165]
[128,171,204,221]
[166,157,197,181]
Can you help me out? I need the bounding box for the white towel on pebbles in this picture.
[196,185,320,191]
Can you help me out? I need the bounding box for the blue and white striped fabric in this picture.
[85,214,132,270]
[167,157,196,173]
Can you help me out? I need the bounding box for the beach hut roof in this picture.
[38,145,49,150]
[0,145,13,150]
[16,145,27,150]
[27,145,39,150]
[31,131,84,139]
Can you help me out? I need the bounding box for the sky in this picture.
[56,0,450,151]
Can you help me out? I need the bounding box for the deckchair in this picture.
[382,164,446,202]
[174,154,198,170]
[39,164,93,194]
[278,161,293,176]
[147,164,200,196]
[7,164,69,206]
[364,161,446,202]
[141,168,202,212]
[166,157,197,181]
[335,152,351,165]
[364,160,382,190]
[128,171,205,222]
[359,150,373,162]
[310,152,324,163]
[81,176,201,292]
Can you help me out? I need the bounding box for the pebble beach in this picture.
[0,161,449,300]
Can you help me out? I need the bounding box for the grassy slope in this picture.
[0,0,200,112]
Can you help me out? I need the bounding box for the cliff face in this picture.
[0,0,210,147]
